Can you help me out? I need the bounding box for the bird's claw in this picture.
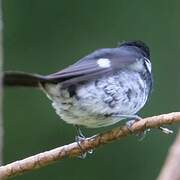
[75,125,94,158]
[159,127,173,134]
[126,116,150,141]
[75,135,87,159]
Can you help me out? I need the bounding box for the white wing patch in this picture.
[97,58,111,68]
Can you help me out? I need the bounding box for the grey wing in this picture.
[45,48,138,88]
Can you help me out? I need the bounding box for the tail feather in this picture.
[3,71,48,88]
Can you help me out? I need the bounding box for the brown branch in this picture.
[0,112,180,179]
[157,129,180,180]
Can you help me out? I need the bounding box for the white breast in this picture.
[43,70,149,128]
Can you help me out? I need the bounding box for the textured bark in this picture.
[0,112,179,179]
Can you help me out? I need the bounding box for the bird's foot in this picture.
[75,135,87,159]
[158,126,173,134]
[125,115,150,141]
[126,116,173,138]
[75,125,93,159]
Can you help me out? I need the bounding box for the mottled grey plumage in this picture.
[3,40,153,128]
[41,41,153,128]
[43,59,152,128]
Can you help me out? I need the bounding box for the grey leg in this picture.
[74,125,94,159]
[74,125,87,159]
[112,114,149,140]
[112,114,141,128]
[112,114,173,138]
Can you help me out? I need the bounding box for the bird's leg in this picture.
[122,114,173,135]
[126,115,149,140]
[74,125,93,159]
[74,125,87,159]
[113,114,173,139]
[75,125,86,140]
[112,114,150,140]
[112,114,142,127]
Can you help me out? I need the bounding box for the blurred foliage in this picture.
[2,0,180,179]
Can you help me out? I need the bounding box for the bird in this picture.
[4,40,153,138]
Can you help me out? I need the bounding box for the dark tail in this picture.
[3,71,49,88]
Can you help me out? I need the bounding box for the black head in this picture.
[118,40,150,59]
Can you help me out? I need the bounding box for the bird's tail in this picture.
[3,71,49,88]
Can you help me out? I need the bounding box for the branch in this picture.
[157,129,180,180]
[1,112,180,179]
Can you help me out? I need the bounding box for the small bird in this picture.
[4,40,153,137]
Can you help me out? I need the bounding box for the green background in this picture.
[3,0,180,179]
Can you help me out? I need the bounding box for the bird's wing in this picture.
[45,48,139,88]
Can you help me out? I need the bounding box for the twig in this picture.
[0,112,180,179]
[157,129,180,180]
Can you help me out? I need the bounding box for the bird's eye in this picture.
[144,57,151,72]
